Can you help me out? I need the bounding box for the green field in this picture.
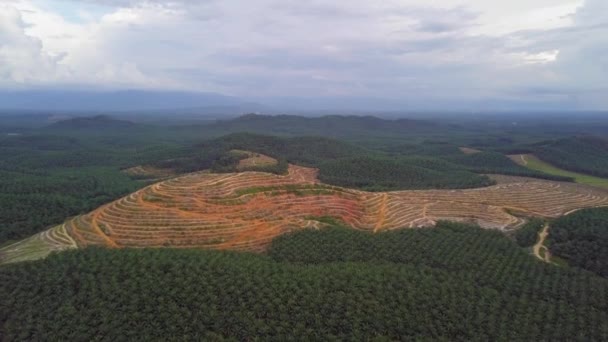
[512,154,608,189]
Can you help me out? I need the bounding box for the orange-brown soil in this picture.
[61,165,608,253]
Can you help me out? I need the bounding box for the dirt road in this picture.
[533,223,551,262]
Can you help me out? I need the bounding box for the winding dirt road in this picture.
[533,223,551,262]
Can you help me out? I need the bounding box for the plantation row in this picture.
[535,137,608,178]
[2,223,608,340]
[548,207,608,278]
[26,164,606,256]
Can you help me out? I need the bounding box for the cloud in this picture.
[500,0,608,107]
[1,0,606,109]
[0,5,64,86]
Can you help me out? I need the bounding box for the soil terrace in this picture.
[51,164,608,253]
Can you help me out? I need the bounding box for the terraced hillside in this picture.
[0,224,77,263]
[3,159,608,263]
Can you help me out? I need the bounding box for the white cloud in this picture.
[0,4,64,86]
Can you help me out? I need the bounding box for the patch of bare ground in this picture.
[507,154,528,166]
[123,165,176,180]
[233,150,278,170]
[459,147,481,154]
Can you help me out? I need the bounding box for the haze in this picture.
[1,0,607,111]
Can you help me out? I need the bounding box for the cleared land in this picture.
[459,147,481,154]
[123,165,176,179]
[233,150,278,170]
[4,160,608,263]
[509,154,608,189]
[0,224,77,264]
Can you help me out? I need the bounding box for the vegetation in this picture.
[318,156,493,191]
[202,114,437,139]
[518,154,608,189]
[0,114,604,248]
[11,157,602,258]
[514,218,545,247]
[549,208,608,277]
[446,151,572,181]
[3,113,608,340]
[0,167,140,243]
[2,223,608,340]
[535,136,608,177]
[160,133,496,191]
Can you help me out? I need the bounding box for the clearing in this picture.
[459,147,481,154]
[0,224,77,264]
[508,154,608,189]
[123,165,177,180]
[233,150,278,170]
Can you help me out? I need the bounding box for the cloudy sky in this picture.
[1,0,607,110]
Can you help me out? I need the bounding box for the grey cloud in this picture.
[271,1,366,18]
[408,7,479,33]
[5,0,608,109]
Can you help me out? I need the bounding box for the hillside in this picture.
[152,133,493,188]
[0,130,524,246]
[509,154,608,189]
[3,164,607,263]
[534,136,608,177]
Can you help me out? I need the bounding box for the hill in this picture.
[204,114,437,138]
[3,163,607,263]
[153,133,492,188]
[47,115,136,130]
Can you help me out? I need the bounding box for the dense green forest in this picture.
[535,136,608,177]
[0,136,145,243]
[169,133,575,188]
[218,134,498,189]
[0,167,140,243]
[317,156,493,190]
[2,223,608,340]
[548,208,608,278]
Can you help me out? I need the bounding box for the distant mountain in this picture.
[204,114,436,138]
[0,90,259,112]
[47,115,136,130]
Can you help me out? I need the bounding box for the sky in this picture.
[0,0,607,110]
